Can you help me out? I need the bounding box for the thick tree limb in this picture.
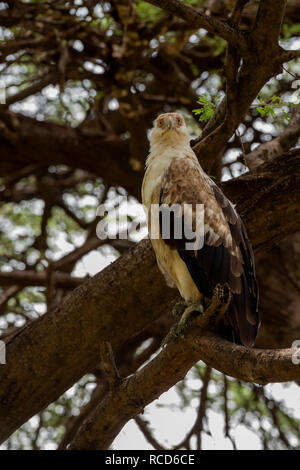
[192,0,290,170]
[69,323,300,450]
[253,0,287,47]
[220,151,300,252]
[134,416,165,450]
[0,240,173,444]
[0,152,299,444]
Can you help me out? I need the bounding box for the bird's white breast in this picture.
[142,142,202,302]
[142,142,192,208]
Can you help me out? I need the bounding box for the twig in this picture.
[0,285,21,315]
[4,72,55,106]
[229,0,250,27]
[144,0,246,52]
[253,385,293,450]
[282,66,300,81]
[68,287,231,449]
[135,416,165,450]
[223,375,237,449]
[46,262,55,312]
[174,366,212,450]
[245,103,300,170]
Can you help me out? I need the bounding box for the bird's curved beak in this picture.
[166,116,174,130]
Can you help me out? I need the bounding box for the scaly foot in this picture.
[162,301,204,345]
[171,299,188,318]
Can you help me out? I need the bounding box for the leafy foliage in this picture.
[192,93,221,122]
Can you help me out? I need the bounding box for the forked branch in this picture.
[68,286,300,450]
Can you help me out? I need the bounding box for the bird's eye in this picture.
[177,118,182,125]
[157,120,163,128]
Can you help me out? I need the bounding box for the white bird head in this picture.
[150,112,190,147]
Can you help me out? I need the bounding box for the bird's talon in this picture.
[171,299,187,318]
[162,301,204,345]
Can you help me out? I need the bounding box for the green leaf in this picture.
[193,93,217,123]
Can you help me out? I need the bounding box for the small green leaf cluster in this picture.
[192,93,221,122]
[256,95,297,122]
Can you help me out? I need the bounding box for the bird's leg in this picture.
[162,284,231,346]
[171,298,189,318]
[171,298,203,318]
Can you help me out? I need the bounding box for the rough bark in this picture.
[256,234,300,348]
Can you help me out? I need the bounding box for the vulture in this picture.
[142,112,259,347]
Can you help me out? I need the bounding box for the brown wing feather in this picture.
[160,157,260,347]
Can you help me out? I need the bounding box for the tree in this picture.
[0,0,300,450]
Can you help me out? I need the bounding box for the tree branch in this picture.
[135,416,165,450]
[245,104,300,170]
[0,111,140,199]
[0,270,84,289]
[68,319,300,449]
[192,0,290,171]
[173,365,212,450]
[0,285,21,315]
[4,73,55,106]
[144,0,246,52]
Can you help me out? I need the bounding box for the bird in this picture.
[142,112,259,347]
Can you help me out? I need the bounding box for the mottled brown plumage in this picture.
[142,112,259,346]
